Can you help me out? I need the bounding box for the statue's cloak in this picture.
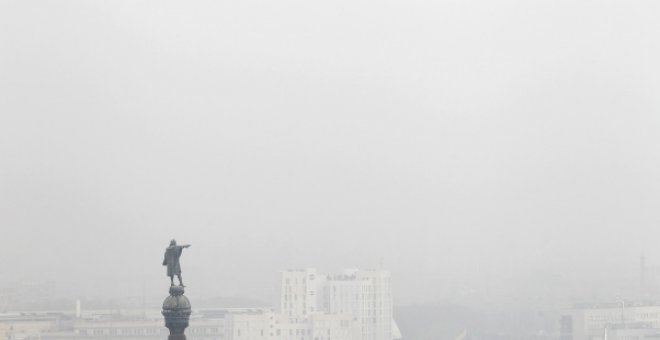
[163,246,183,277]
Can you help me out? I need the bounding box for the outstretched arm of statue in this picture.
[181,244,191,248]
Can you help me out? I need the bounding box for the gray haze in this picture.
[1,0,660,304]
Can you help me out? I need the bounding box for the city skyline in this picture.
[0,267,400,340]
[3,0,660,339]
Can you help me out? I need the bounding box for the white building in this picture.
[561,303,660,340]
[280,268,326,319]
[605,326,660,340]
[323,269,393,340]
[274,268,396,340]
[226,309,358,340]
[226,310,276,340]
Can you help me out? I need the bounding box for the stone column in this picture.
[162,286,191,340]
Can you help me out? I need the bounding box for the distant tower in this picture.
[641,253,647,298]
[75,299,81,318]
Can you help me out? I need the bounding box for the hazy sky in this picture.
[2,1,660,304]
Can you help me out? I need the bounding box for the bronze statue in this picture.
[163,239,191,286]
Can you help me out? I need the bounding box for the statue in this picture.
[163,239,191,286]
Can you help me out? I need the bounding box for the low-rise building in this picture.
[561,303,660,340]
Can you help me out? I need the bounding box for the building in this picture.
[275,268,397,340]
[561,303,660,340]
[322,269,393,340]
[227,268,400,340]
[0,308,233,340]
[0,312,67,340]
[280,269,325,319]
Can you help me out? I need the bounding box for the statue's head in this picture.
[170,239,177,246]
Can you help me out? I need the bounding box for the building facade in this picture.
[561,303,660,340]
[272,268,395,340]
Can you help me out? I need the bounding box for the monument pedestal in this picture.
[162,286,191,340]
[167,336,187,340]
